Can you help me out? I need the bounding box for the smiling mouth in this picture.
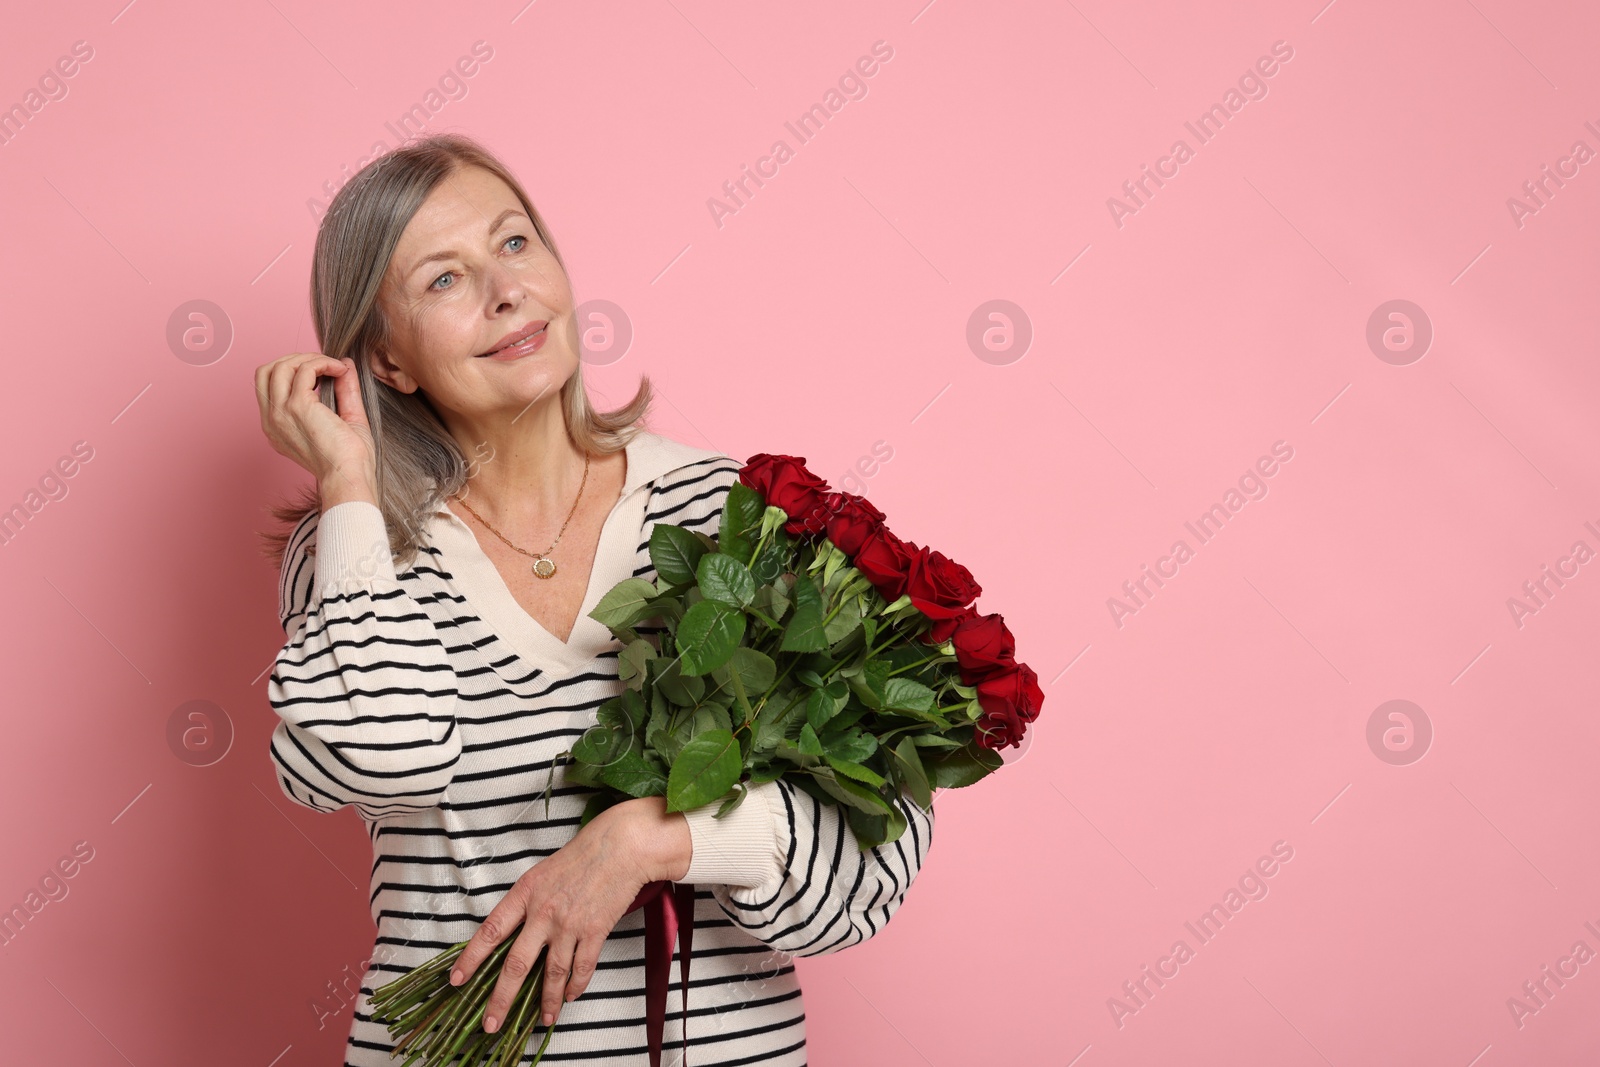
[477,323,548,358]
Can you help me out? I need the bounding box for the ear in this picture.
[367,346,419,394]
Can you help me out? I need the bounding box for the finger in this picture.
[484,922,548,1034]
[562,936,601,1005]
[331,356,371,429]
[451,887,525,986]
[264,355,299,415]
[283,354,344,414]
[266,353,329,415]
[540,933,579,1026]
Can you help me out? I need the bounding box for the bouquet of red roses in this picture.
[566,451,1044,838]
[368,453,1043,1066]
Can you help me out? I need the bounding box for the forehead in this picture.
[394,166,525,255]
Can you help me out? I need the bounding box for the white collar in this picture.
[424,428,726,677]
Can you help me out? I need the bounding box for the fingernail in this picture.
[485,1015,498,1033]
[450,969,463,986]
[542,1011,553,1026]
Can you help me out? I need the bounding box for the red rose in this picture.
[904,546,981,620]
[973,663,1044,750]
[924,604,977,645]
[949,612,1016,678]
[740,454,831,527]
[822,493,887,556]
[852,526,918,603]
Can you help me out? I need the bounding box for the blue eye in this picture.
[427,235,529,292]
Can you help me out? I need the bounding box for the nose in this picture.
[485,258,529,311]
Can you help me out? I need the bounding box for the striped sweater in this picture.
[266,428,935,1066]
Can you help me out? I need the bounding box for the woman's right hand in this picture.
[255,352,378,506]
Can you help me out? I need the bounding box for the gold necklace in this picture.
[451,453,590,579]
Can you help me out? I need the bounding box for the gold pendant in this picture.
[532,556,557,579]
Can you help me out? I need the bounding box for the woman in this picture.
[254,133,934,1066]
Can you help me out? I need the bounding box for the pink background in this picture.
[1,0,1597,1063]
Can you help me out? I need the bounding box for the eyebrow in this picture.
[406,207,528,280]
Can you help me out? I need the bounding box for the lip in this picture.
[477,320,548,358]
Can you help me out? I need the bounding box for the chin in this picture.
[500,359,577,400]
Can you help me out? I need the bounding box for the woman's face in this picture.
[369,164,578,427]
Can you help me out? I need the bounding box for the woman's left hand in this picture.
[447,797,690,1035]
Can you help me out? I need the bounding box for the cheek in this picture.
[517,253,573,309]
[416,302,478,356]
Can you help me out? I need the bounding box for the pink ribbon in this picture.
[624,879,696,1067]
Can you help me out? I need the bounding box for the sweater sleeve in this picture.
[267,501,463,820]
[683,778,935,957]
[677,780,786,888]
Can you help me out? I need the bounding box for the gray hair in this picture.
[259,132,651,570]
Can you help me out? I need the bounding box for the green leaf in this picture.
[720,482,765,548]
[654,656,705,706]
[719,667,755,728]
[880,800,909,847]
[714,781,749,817]
[794,569,824,608]
[726,646,776,695]
[754,691,803,752]
[799,722,823,756]
[752,582,791,623]
[882,678,938,714]
[600,748,669,798]
[698,553,757,608]
[780,603,827,653]
[825,755,886,789]
[925,745,1004,790]
[805,688,839,734]
[853,796,909,849]
[711,647,775,726]
[562,759,604,790]
[571,718,630,767]
[689,702,735,739]
[648,688,672,732]
[676,600,745,676]
[811,767,895,814]
[589,577,660,630]
[666,728,742,812]
[844,806,888,850]
[620,688,648,730]
[650,524,707,586]
[648,724,684,765]
[722,531,753,567]
[825,601,864,643]
[822,727,877,764]
[846,657,891,710]
[892,736,933,811]
[617,638,655,689]
[647,595,686,629]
